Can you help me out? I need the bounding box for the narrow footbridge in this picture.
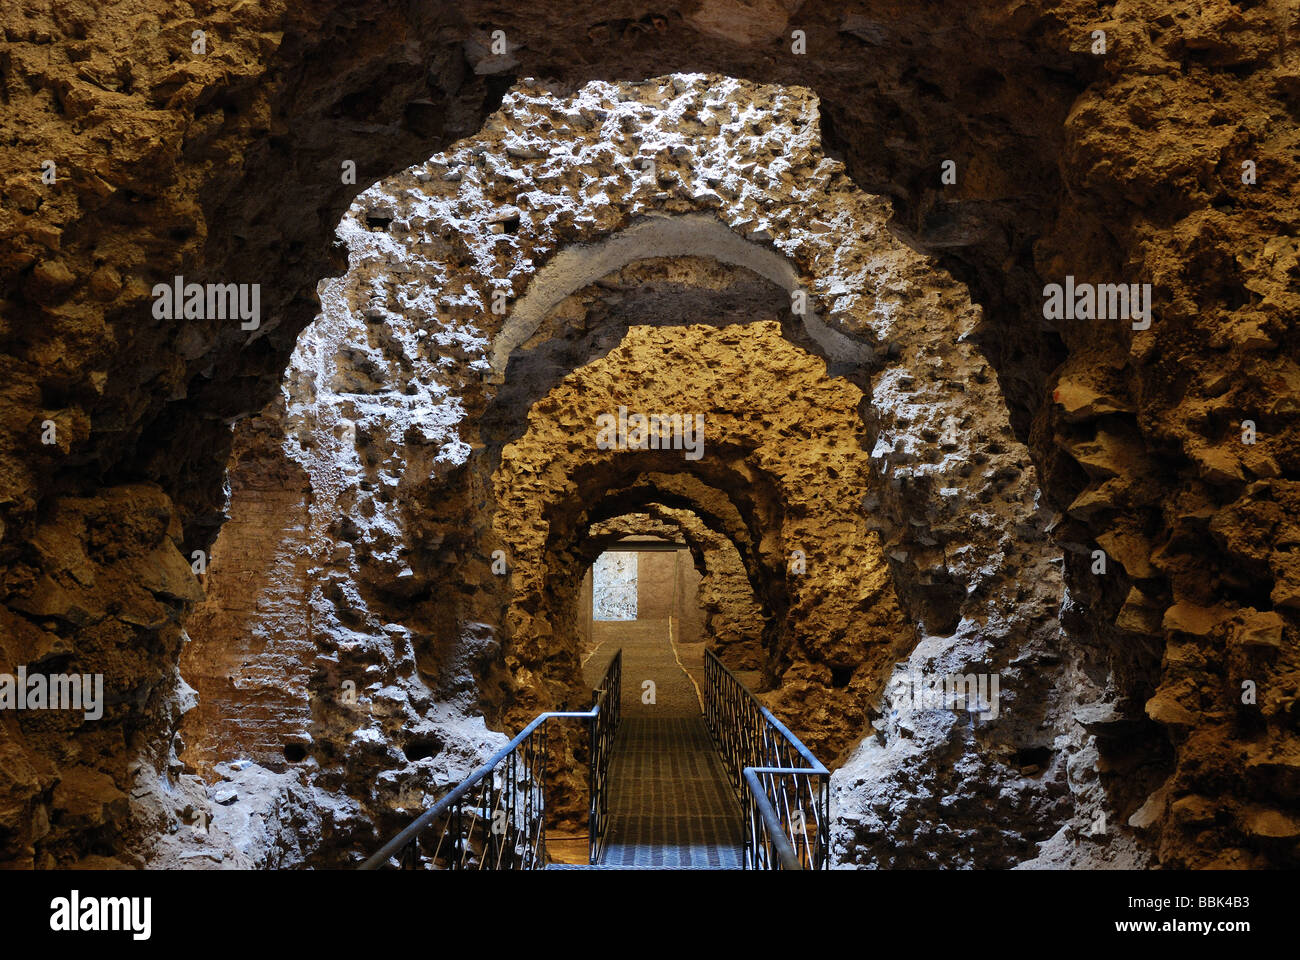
[360,635,829,871]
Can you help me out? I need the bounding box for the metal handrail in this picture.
[743,769,803,869]
[587,647,621,864]
[360,648,621,869]
[703,648,830,870]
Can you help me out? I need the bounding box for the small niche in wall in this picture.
[284,743,308,762]
[403,739,440,762]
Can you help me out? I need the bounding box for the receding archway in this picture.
[169,73,1068,870]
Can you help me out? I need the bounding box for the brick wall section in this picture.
[179,414,315,779]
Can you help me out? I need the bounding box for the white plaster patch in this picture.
[491,213,872,375]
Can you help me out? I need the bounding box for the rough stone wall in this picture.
[0,484,201,866]
[694,538,765,669]
[1025,7,1300,867]
[635,552,676,621]
[0,0,499,867]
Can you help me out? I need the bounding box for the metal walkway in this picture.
[361,625,828,871]
[588,623,742,868]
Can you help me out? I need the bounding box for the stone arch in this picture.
[493,445,794,716]
[177,73,1068,864]
[488,212,872,378]
[488,317,912,760]
[582,503,765,671]
[541,466,790,673]
[579,473,773,601]
[289,74,1059,660]
[481,254,824,461]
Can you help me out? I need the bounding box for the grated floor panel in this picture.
[586,621,743,869]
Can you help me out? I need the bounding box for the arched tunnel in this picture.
[1,0,1297,898]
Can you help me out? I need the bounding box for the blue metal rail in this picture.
[702,648,830,870]
[360,649,621,869]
